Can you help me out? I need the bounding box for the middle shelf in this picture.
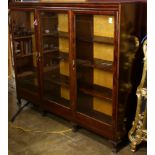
[77,58,113,72]
[44,73,69,88]
[78,83,112,101]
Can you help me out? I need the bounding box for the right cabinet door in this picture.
[75,11,117,125]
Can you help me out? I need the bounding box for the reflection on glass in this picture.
[12,11,38,93]
[40,12,70,107]
[76,14,115,124]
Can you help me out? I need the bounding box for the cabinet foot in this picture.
[72,123,80,132]
[42,111,48,117]
[109,140,122,153]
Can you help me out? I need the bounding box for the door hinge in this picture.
[72,59,75,70]
[33,19,38,26]
[37,52,41,62]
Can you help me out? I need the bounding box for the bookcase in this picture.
[9,0,146,151]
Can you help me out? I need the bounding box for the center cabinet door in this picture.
[38,10,73,119]
[73,10,118,132]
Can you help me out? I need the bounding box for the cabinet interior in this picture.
[76,14,114,123]
[40,12,70,107]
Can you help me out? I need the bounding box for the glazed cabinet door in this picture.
[38,10,72,110]
[11,9,40,100]
[74,10,118,126]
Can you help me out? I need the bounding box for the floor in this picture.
[8,79,147,155]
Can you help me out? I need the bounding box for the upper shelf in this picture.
[42,32,58,37]
[76,36,114,44]
[43,49,69,60]
[16,53,33,59]
[43,47,59,53]
[13,35,33,40]
[42,31,68,38]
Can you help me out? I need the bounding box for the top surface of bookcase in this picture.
[12,0,147,4]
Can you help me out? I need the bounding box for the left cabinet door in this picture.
[11,9,40,102]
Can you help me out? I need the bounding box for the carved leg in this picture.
[130,142,137,152]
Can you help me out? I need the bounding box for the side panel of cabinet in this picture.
[117,3,147,140]
[11,8,41,104]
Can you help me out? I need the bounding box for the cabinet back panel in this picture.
[93,43,114,61]
[93,97,112,116]
[60,61,69,76]
[58,13,68,32]
[93,69,113,89]
[94,15,114,37]
[59,38,69,52]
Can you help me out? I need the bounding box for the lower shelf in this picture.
[17,72,38,93]
[77,91,112,124]
[44,94,70,108]
[44,73,69,88]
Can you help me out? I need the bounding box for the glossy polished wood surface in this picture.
[9,0,146,152]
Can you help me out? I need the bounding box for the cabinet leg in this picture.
[109,140,121,153]
[72,123,80,132]
[42,111,47,117]
[111,142,118,153]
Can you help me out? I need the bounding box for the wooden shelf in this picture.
[44,51,69,60]
[93,36,114,44]
[94,58,113,71]
[42,32,58,37]
[16,53,33,59]
[45,74,69,88]
[77,109,112,124]
[79,84,112,102]
[58,31,69,38]
[18,73,38,92]
[43,47,59,53]
[14,35,33,40]
[17,71,34,78]
[42,31,68,38]
[76,36,114,44]
[77,58,113,72]
[44,93,70,107]
[53,52,69,60]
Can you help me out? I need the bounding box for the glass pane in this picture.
[40,12,70,107]
[12,11,38,93]
[76,14,115,124]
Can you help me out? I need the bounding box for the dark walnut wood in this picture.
[9,0,146,152]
